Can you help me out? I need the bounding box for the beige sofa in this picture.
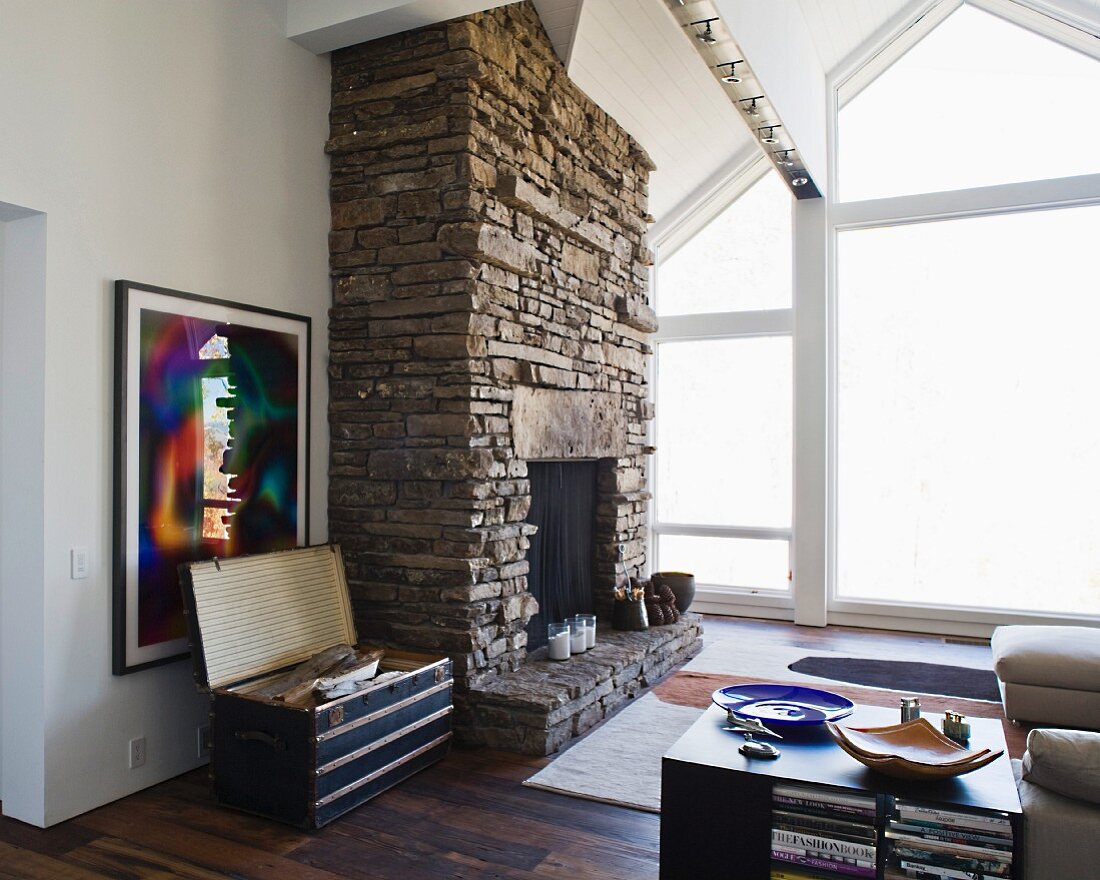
[991,625,1100,729]
[1012,729,1100,880]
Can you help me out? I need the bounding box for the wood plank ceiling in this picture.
[796,0,914,74]
[531,0,583,64]
[562,0,922,220]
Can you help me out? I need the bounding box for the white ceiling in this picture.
[531,0,583,65]
[288,0,1100,222]
[795,0,915,74]
[562,0,923,220]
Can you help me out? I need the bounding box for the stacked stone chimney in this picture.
[326,2,658,693]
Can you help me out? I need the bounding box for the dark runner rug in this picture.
[788,656,1002,702]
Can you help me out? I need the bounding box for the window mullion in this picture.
[656,308,793,343]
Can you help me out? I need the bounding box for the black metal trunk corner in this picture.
[180,544,453,829]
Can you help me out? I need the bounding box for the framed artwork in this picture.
[113,280,310,674]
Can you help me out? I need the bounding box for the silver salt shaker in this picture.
[900,697,921,722]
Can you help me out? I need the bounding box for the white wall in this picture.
[0,208,48,825]
[1,216,4,799]
[0,0,331,826]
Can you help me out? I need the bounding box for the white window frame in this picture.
[651,157,797,618]
[807,0,1100,636]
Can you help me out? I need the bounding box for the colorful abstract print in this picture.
[137,309,299,647]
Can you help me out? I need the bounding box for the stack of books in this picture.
[770,783,878,879]
[884,799,1014,879]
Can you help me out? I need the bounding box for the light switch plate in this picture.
[71,547,89,579]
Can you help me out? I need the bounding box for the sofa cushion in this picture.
[1022,728,1100,805]
[1014,759,1100,880]
[991,626,1100,692]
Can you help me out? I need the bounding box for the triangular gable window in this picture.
[839,3,1100,201]
[658,171,791,315]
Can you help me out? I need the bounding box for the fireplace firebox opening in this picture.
[524,461,598,651]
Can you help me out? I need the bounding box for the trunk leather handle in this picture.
[235,730,286,751]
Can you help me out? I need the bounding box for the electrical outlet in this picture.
[197,724,211,758]
[129,736,146,769]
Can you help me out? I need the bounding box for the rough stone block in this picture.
[368,447,495,481]
[326,116,448,154]
[376,166,456,195]
[391,260,478,286]
[439,222,541,278]
[406,413,479,437]
[560,242,600,283]
[331,198,386,229]
[378,241,444,264]
[332,72,438,106]
[333,274,392,305]
[615,294,659,334]
[511,387,630,460]
[397,190,441,217]
[413,334,488,359]
[328,478,398,507]
[367,291,474,318]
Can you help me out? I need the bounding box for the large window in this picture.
[651,0,1100,631]
[838,3,1100,201]
[830,0,1100,624]
[837,205,1100,615]
[654,169,794,603]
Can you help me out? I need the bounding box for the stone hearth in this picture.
[463,615,702,754]
[325,1,702,752]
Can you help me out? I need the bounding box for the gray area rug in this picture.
[522,693,702,813]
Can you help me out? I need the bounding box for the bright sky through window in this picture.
[839,3,1100,201]
[837,204,1100,615]
[658,172,792,315]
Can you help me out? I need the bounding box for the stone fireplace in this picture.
[326,2,701,753]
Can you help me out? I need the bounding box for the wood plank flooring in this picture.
[0,617,994,880]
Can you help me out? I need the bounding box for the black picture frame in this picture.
[113,280,311,675]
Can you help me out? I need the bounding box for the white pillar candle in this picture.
[580,613,597,648]
[548,622,570,661]
[548,630,570,661]
[568,617,587,654]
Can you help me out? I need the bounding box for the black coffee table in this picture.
[659,703,1021,880]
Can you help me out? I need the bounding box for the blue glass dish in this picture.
[711,683,855,726]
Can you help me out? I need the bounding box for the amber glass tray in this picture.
[826,718,1003,780]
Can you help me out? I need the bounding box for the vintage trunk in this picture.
[180,544,452,828]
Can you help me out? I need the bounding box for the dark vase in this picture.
[653,572,696,614]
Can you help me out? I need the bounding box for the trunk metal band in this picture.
[314,705,453,776]
[313,732,453,809]
[314,678,452,742]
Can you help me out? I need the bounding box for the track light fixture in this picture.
[668,1,817,198]
[758,125,781,144]
[717,60,743,84]
[690,18,718,44]
[738,96,763,117]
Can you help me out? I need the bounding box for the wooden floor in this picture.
[0,617,991,880]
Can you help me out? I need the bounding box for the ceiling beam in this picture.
[712,0,828,197]
[530,0,584,68]
[285,0,581,62]
[286,0,512,54]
